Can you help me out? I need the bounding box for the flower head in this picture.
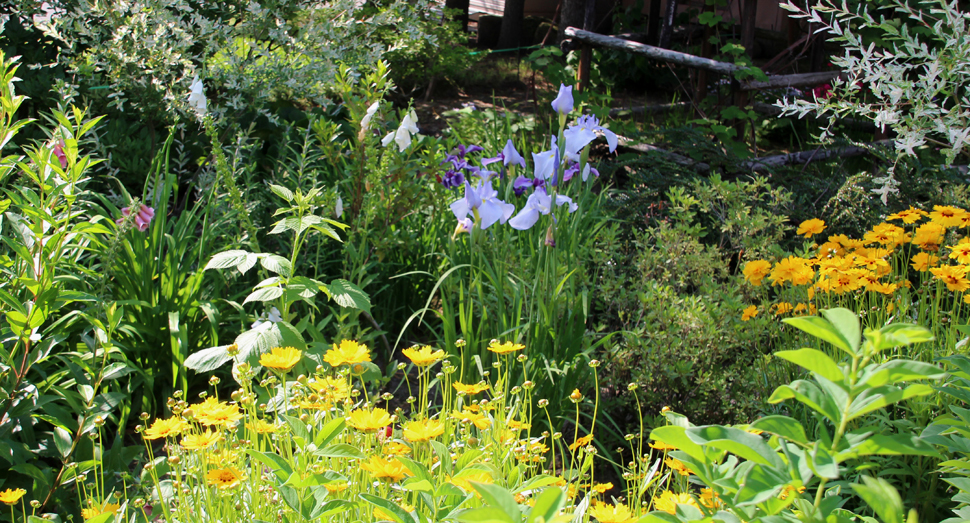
[246,419,278,434]
[569,433,594,451]
[360,455,411,482]
[259,346,302,372]
[654,490,699,514]
[188,75,207,118]
[192,397,244,428]
[483,139,527,169]
[252,306,283,329]
[360,101,380,132]
[206,466,244,489]
[52,139,67,169]
[325,340,371,367]
[563,114,618,156]
[508,188,577,231]
[888,207,926,224]
[450,179,515,230]
[453,382,490,395]
[488,340,525,354]
[911,252,940,271]
[930,265,970,292]
[143,416,190,440]
[401,345,445,367]
[743,260,772,286]
[950,238,970,264]
[117,203,155,232]
[551,84,574,115]
[308,376,350,402]
[741,305,758,321]
[0,488,26,505]
[403,419,445,442]
[452,408,491,430]
[589,501,637,523]
[181,429,223,450]
[347,408,392,432]
[382,109,420,152]
[930,205,967,228]
[81,501,121,520]
[796,218,826,238]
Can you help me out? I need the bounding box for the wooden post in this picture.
[578,0,596,92]
[740,0,757,57]
[694,3,716,109]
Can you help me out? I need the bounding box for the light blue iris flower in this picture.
[563,114,618,157]
[450,179,515,230]
[508,187,578,230]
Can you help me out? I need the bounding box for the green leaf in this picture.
[525,487,565,523]
[315,443,367,460]
[328,279,371,312]
[184,345,233,373]
[649,426,706,462]
[270,184,294,202]
[783,308,860,356]
[53,426,72,459]
[244,286,285,304]
[205,250,251,271]
[686,426,784,468]
[314,417,346,448]
[768,380,842,424]
[750,415,809,446]
[775,349,844,382]
[810,444,839,479]
[839,434,941,460]
[359,493,415,523]
[734,464,789,508]
[260,255,292,277]
[281,414,310,441]
[852,476,903,523]
[857,360,945,388]
[846,384,934,421]
[247,449,293,483]
[865,324,934,353]
[470,482,522,523]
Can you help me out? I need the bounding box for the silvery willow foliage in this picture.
[31,0,440,120]
[776,0,970,203]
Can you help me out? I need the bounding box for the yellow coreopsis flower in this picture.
[568,433,594,451]
[324,481,349,493]
[181,429,223,450]
[913,222,947,251]
[347,408,392,432]
[648,440,677,451]
[930,265,970,292]
[589,501,637,523]
[887,207,926,224]
[308,376,350,402]
[360,455,411,482]
[451,471,494,493]
[452,381,490,395]
[403,419,445,442]
[81,502,121,520]
[742,260,772,286]
[774,302,794,316]
[246,419,278,434]
[591,482,613,494]
[930,205,968,228]
[383,441,412,456]
[0,488,26,505]
[324,340,371,367]
[769,256,814,286]
[487,340,525,354]
[950,239,970,264]
[206,466,245,489]
[142,416,190,440]
[700,488,721,509]
[453,409,491,430]
[796,218,826,238]
[259,346,302,372]
[665,457,691,476]
[741,305,758,321]
[193,397,244,428]
[911,252,940,271]
[401,345,445,367]
[654,490,699,514]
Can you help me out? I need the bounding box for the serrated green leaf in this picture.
[328,279,371,312]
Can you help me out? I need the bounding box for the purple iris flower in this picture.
[551,84,574,115]
[508,187,578,230]
[483,139,527,169]
[450,179,515,230]
[439,143,485,189]
[440,170,465,189]
[512,176,544,196]
[532,136,560,182]
[563,114,618,157]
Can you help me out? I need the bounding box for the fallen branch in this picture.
[739,140,894,172]
[564,27,740,75]
[608,102,691,117]
[740,71,842,91]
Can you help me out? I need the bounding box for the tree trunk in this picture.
[647,0,662,45]
[657,0,678,49]
[444,0,470,33]
[559,0,585,43]
[498,0,526,49]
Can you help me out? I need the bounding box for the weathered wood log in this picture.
[564,27,741,75]
[739,140,894,172]
[740,71,842,91]
[616,136,712,173]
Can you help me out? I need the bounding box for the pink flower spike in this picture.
[53,140,67,169]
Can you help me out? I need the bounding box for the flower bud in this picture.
[209,376,221,386]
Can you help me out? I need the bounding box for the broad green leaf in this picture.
[281,414,309,441]
[234,322,283,364]
[247,449,293,483]
[810,444,839,479]
[852,476,903,523]
[359,493,415,523]
[244,286,284,304]
[865,323,934,353]
[636,513,680,523]
[856,360,945,388]
[260,255,292,277]
[314,417,346,448]
[315,444,367,460]
[270,184,294,202]
[734,464,788,507]
[53,426,72,459]
[328,279,371,312]
[783,308,859,356]
[839,434,941,460]
[205,250,251,270]
[471,482,522,523]
[750,415,809,446]
[686,426,784,468]
[768,380,842,424]
[775,349,844,382]
[184,345,233,373]
[649,426,706,462]
[526,487,565,523]
[846,384,934,421]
